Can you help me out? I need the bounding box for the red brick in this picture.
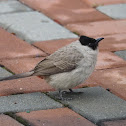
[99,33,126,52]
[20,0,89,10]
[34,34,126,53]
[96,51,126,70]
[20,0,111,25]
[0,57,55,95]
[0,57,55,93]
[66,20,126,37]
[33,38,78,54]
[83,0,126,7]
[91,67,126,100]
[0,28,46,60]
[0,114,23,126]
[0,76,54,96]
[43,8,111,25]
[0,57,44,74]
[101,119,126,126]
[16,108,96,126]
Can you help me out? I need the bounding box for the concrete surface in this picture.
[0,1,32,14]
[97,4,126,19]
[0,92,63,113]
[48,87,126,124]
[0,67,12,78]
[0,11,78,43]
[114,50,126,60]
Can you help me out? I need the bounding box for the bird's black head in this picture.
[79,35,104,50]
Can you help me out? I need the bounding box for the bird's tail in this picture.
[0,71,34,81]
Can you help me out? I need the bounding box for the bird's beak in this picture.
[95,37,104,44]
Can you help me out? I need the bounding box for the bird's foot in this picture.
[57,90,72,100]
[62,89,74,94]
[69,89,74,93]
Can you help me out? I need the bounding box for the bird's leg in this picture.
[58,90,64,100]
[58,89,73,100]
[69,89,74,92]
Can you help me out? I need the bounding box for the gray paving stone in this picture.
[115,50,126,60]
[48,87,126,124]
[97,4,126,19]
[0,67,12,78]
[0,11,78,43]
[0,92,63,113]
[0,1,32,14]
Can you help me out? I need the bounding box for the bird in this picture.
[0,35,104,100]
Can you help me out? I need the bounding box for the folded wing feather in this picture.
[33,45,84,76]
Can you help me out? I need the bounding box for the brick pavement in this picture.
[0,0,126,125]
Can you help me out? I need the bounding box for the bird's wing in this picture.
[33,45,84,76]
